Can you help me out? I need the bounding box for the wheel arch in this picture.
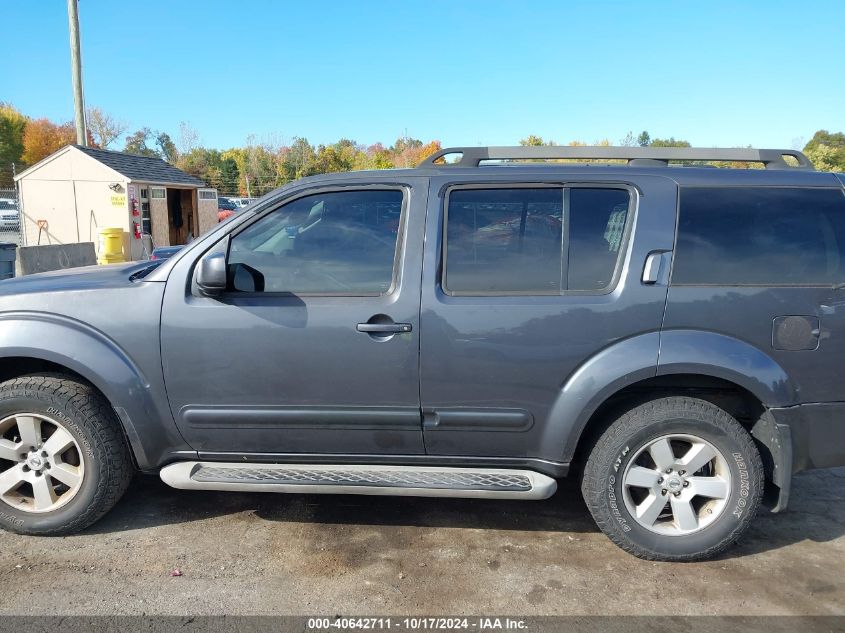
[0,312,189,469]
[549,330,796,510]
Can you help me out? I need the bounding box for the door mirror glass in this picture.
[196,252,228,296]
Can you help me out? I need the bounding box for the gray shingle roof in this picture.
[74,145,207,187]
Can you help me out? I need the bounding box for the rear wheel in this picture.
[0,374,133,535]
[581,396,764,561]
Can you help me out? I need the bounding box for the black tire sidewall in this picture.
[599,414,761,558]
[0,390,103,534]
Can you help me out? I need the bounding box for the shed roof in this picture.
[72,145,207,186]
[14,144,208,187]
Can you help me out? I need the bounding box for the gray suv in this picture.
[1,145,843,562]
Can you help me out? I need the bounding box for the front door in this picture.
[419,174,678,461]
[160,180,427,455]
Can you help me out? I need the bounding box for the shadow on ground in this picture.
[89,467,845,559]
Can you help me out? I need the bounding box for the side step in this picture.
[159,462,557,500]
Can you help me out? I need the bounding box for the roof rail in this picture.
[419,146,815,170]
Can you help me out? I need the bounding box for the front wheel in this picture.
[0,374,133,535]
[582,396,764,561]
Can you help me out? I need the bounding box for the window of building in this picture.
[227,189,404,295]
[199,190,217,200]
[443,186,630,294]
[673,187,845,286]
[151,188,166,199]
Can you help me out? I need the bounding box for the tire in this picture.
[0,374,133,535]
[581,396,764,562]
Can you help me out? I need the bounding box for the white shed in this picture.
[14,145,218,260]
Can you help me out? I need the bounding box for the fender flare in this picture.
[0,311,188,468]
[551,329,796,464]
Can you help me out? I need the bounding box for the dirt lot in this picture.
[0,468,843,616]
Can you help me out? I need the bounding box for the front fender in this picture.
[0,312,190,469]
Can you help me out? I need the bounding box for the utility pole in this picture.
[67,0,87,146]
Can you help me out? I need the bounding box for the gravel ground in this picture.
[0,468,843,616]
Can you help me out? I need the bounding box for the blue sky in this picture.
[5,0,844,150]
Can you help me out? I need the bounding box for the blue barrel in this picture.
[0,243,16,280]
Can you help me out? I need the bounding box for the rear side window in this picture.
[673,187,845,285]
[443,186,630,294]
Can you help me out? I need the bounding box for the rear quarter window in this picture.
[672,187,845,286]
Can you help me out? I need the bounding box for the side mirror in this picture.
[196,252,227,297]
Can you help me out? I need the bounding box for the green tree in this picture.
[649,137,691,148]
[803,130,845,172]
[124,128,159,157]
[0,103,27,186]
[219,157,240,193]
[520,135,553,146]
[155,132,178,164]
[636,131,651,147]
[279,137,316,181]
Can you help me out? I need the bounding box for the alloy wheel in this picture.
[0,413,85,513]
[621,433,731,536]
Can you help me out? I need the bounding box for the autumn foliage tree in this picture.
[21,118,76,165]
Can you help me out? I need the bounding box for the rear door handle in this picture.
[642,250,669,284]
[356,323,413,333]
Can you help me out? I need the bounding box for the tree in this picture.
[218,157,240,193]
[0,103,27,186]
[636,131,651,147]
[650,137,691,148]
[280,137,316,181]
[177,121,200,156]
[124,128,159,157]
[177,147,221,184]
[86,107,126,148]
[520,135,552,146]
[22,118,75,165]
[803,130,845,172]
[156,132,178,163]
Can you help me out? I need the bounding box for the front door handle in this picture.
[356,323,413,334]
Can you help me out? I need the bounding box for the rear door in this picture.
[160,178,428,455]
[419,173,678,461]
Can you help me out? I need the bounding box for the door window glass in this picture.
[444,187,630,294]
[228,189,404,294]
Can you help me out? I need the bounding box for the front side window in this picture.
[227,189,404,295]
[673,187,845,285]
[443,186,630,294]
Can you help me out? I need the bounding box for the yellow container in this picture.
[97,227,125,265]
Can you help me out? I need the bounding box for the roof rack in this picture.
[419,146,814,170]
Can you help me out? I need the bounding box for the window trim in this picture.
[222,185,410,298]
[670,185,845,288]
[440,182,636,297]
[150,187,166,199]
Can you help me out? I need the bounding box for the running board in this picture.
[159,462,557,500]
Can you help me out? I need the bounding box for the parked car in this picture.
[0,145,843,562]
[0,199,19,231]
[217,197,238,222]
[150,245,183,261]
